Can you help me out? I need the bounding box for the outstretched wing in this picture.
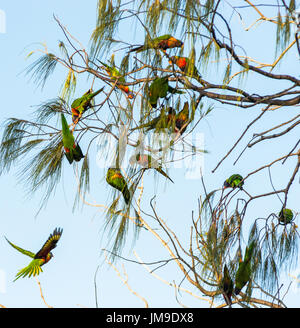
[5,237,35,258]
[35,227,63,259]
[14,259,44,281]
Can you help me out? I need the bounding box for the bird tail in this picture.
[128,45,144,53]
[244,241,256,263]
[99,61,109,68]
[73,143,85,162]
[168,86,185,95]
[156,167,174,183]
[122,186,131,205]
[223,292,232,307]
[234,286,241,295]
[64,151,74,164]
[91,86,105,98]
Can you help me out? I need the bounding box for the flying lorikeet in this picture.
[234,241,255,295]
[174,101,190,134]
[106,168,131,204]
[61,113,84,164]
[131,107,176,132]
[5,228,63,281]
[148,76,184,108]
[223,174,244,189]
[278,208,294,224]
[169,56,202,80]
[129,153,174,183]
[221,264,234,306]
[129,34,183,53]
[100,61,135,99]
[71,87,104,123]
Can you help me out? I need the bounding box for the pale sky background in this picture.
[0,1,299,308]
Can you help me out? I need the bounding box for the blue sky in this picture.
[0,1,299,308]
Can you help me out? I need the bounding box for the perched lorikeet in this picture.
[106,168,131,204]
[129,35,183,53]
[278,208,294,224]
[5,228,63,281]
[223,174,244,189]
[61,113,84,164]
[131,107,176,132]
[129,153,174,183]
[71,87,104,123]
[169,56,201,80]
[100,61,135,99]
[148,76,184,108]
[174,101,189,134]
[221,264,234,306]
[234,241,255,295]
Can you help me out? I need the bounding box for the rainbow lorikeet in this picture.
[106,168,131,204]
[174,101,189,134]
[100,61,135,99]
[278,208,294,224]
[71,87,104,123]
[148,76,184,108]
[234,241,255,295]
[61,113,84,164]
[169,56,201,80]
[5,228,63,281]
[221,264,234,306]
[223,174,244,189]
[129,34,183,53]
[129,153,174,183]
[131,107,176,132]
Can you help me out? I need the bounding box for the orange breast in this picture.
[177,58,187,69]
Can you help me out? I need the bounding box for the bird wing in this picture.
[14,259,44,281]
[5,237,35,258]
[35,228,63,259]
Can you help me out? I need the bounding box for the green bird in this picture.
[169,56,202,80]
[129,34,183,53]
[100,61,135,99]
[174,101,190,134]
[106,168,131,204]
[71,87,104,123]
[5,228,63,281]
[61,113,84,164]
[131,107,176,132]
[278,208,294,224]
[129,153,174,183]
[221,264,234,306]
[234,241,255,295]
[148,77,184,108]
[223,174,244,189]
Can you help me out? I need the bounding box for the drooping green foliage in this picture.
[26,53,58,89]
[90,0,123,59]
[248,214,298,293]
